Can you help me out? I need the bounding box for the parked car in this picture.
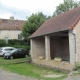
[4,48,29,59]
[0,47,16,56]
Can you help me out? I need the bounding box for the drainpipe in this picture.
[70,30,77,65]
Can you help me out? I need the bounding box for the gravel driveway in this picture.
[0,68,37,80]
[63,71,80,80]
[63,75,80,80]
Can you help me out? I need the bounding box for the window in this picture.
[4,37,8,44]
[18,34,22,40]
[4,37,8,40]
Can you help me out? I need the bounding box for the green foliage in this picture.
[7,39,25,45]
[7,39,30,50]
[0,39,30,50]
[55,56,61,59]
[12,45,30,50]
[0,57,27,65]
[53,0,80,16]
[0,39,6,47]
[22,12,51,39]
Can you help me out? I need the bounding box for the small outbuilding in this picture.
[29,7,80,71]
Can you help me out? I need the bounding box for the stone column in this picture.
[30,39,33,60]
[69,32,76,65]
[45,35,51,60]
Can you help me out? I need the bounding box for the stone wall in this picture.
[69,32,76,65]
[50,36,62,59]
[73,20,80,62]
[50,36,69,61]
[62,36,69,61]
[30,37,45,60]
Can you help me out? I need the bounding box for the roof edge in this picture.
[70,16,80,30]
[28,29,69,39]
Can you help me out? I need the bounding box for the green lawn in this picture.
[0,57,27,65]
[0,57,67,80]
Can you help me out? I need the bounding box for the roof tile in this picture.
[29,7,80,38]
[0,19,25,30]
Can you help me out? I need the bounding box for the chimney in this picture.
[10,16,14,20]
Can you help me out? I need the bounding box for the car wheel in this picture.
[25,55,27,58]
[4,56,6,59]
[10,56,13,59]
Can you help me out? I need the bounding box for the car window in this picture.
[18,49,22,52]
[4,48,15,51]
[11,49,17,52]
[9,48,15,50]
[0,48,2,50]
[4,49,11,51]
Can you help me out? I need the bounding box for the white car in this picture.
[0,47,16,56]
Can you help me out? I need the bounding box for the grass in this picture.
[0,57,67,80]
[0,57,28,65]
[72,64,80,76]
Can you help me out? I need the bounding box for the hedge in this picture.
[0,39,30,50]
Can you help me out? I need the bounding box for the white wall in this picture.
[0,30,22,39]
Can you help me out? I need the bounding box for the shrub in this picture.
[0,39,6,47]
[8,39,25,45]
[0,39,30,50]
[12,45,30,50]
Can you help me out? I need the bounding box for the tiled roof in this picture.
[0,19,25,30]
[29,6,80,38]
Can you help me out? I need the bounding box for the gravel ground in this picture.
[63,71,80,80]
[0,68,37,80]
[63,75,80,80]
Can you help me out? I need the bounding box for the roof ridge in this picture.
[0,18,26,21]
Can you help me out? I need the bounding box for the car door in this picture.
[16,49,23,58]
[19,49,24,57]
[12,50,18,58]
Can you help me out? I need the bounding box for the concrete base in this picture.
[33,59,76,71]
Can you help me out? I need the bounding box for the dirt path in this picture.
[63,71,80,80]
[0,68,37,80]
[63,75,80,80]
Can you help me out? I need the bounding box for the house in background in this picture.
[0,16,25,40]
[29,7,80,71]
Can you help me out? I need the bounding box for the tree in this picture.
[22,12,50,39]
[53,0,80,16]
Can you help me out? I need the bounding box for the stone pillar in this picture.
[45,35,51,60]
[30,39,33,60]
[69,32,76,65]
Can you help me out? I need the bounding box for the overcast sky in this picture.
[0,0,69,20]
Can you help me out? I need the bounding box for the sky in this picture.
[0,0,65,20]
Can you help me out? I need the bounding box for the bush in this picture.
[8,39,30,50]
[8,39,26,45]
[12,45,30,50]
[0,39,30,50]
[0,39,6,47]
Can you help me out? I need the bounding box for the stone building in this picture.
[0,16,25,40]
[29,7,80,71]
